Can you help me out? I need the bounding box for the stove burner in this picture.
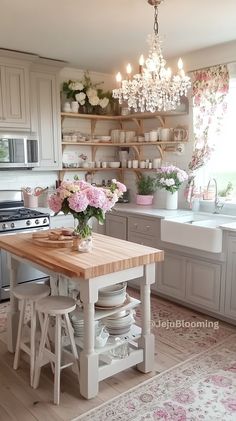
[0,208,49,222]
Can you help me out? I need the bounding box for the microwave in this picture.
[0,133,39,168]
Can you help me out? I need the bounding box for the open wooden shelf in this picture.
[61,140,187,147]
[61,110,188,121]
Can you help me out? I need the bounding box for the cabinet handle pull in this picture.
[146,225,150,229]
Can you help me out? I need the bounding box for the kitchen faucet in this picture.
[207,178,224,214]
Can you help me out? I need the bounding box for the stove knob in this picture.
[43,218,48,224]
[35,219,39,225]
[26,220,31,226]
[2,223,8,230]
[11,222,15,229]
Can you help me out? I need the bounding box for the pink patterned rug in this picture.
[0,293,235,356]
[132,289,235,357]
[76,334,236,421]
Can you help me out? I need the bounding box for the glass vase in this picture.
[73,218,93,253]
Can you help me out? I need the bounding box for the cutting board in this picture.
[32,230,73,248]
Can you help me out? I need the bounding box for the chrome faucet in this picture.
[207,178,224,214]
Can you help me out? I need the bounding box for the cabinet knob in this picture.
[134,223,138,228]
[146,225,150,230]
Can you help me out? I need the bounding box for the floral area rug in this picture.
[75,334,236,421]
[0,301,31,334]
[0,301,9,333]
[131,289,236,357]
[0,293,235,355]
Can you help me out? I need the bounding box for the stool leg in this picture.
[38,311,54,374]
[64,313,80,382]
[33,314,49,389]
[54,314,62,405]
[30,301,36,387]
[13,299,26,371]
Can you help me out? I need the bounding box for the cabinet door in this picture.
[186,258,221,311]
[128,216,161,238]
[1,65,30,128]
[0,66,4,122]
[225,237,236,319]
[105,214,127,240]
[157,252,186,299]
[30,72,60,169]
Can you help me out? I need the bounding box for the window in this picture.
[205,63,236,201]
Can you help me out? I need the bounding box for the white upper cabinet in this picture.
[0,62,30,129]
[30,71,61,169]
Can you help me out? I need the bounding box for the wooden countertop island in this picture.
[0,232,164,399]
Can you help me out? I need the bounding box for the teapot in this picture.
[173,127,188,141]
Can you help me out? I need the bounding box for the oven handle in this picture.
[1,227,49,236]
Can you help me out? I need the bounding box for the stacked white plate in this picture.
[70,310,99,337]
[104,309,135,335]
[96,283,127,308]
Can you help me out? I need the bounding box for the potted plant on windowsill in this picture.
[136,175,157,205]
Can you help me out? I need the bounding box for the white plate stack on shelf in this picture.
[70,310,99,337]
[104,309,135,335]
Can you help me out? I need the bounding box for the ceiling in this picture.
[1,0,236,74]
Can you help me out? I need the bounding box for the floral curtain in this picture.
[186,64,229,202]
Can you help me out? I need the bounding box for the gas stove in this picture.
[0,207,50,232]
[0,190,50,233]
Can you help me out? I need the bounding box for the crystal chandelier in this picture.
[112,0,191,113]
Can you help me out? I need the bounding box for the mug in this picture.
[149,130,158,141]
[160,128,173,141]
[95,160,101,168]
[173,127,188,141]
[102,162,107,168]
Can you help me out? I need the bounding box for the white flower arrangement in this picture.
[156,165,188,193]
[63,71,113,113]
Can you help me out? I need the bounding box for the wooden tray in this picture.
[32,237,73,248]
[32,230,73,248]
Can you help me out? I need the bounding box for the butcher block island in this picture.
[0,232,164,399]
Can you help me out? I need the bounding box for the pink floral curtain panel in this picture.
[186,64,229,201]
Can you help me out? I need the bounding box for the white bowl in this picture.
[96,292,126,307]
[109,162,120,169]
[99,283,126,296]
[96,135,111,142]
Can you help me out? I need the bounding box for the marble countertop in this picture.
[34,204,236,231]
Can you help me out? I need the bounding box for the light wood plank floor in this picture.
[0,294,230,421]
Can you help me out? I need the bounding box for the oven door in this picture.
[0,227,49,301]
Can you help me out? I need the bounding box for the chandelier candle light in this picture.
[112,0,191,113]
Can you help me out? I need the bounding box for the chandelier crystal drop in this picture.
[112,0,191,113]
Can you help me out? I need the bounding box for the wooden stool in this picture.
[33,296,80,405]
[13,283,51,386]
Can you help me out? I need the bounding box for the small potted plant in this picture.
[136,175,157,205]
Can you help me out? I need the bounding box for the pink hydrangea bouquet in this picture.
[156,165,188,194]
[48,178,126,238]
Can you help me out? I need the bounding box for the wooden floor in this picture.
[0,297,214,421]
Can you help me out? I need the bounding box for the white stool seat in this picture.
[36,296,76,315]
[12,282,51,387]
[13,283,50,301]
